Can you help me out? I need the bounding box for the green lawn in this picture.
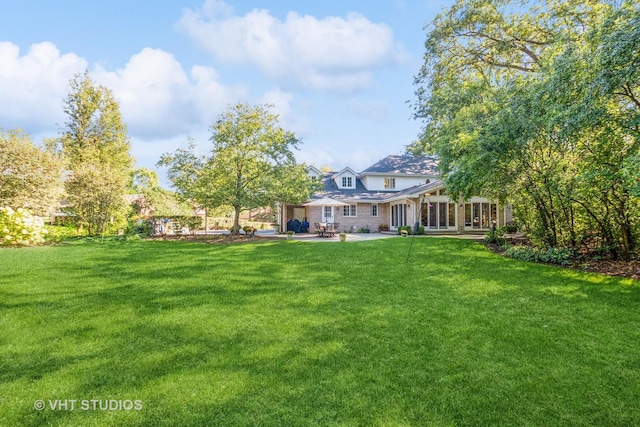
[1,237,639,426]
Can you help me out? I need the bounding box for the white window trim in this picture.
[384,177,396,189]
[341,176,354,189]
[371,203,378,217]
[343,204,357,217]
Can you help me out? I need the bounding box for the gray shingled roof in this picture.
[311,173,394,202]
[310,174,444,203]
[305,155,442,204]
[361,155,439,175]
[384,180,444,202]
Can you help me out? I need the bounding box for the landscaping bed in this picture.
[485,234,640,281]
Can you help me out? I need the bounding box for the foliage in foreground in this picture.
[411,0,640,259]
[1,238,639,426]
[503,244,576,266]
[0,129,63,216]
[0,207,47,246]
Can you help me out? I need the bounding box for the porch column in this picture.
[457,195,465,233]
[281,204,287,233]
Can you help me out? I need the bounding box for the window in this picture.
[466,203,498,229]
[323,206,333,222]
[341,176,353,188]
[422,202,456,229]
[384,177,396,189]
[371,203,378,217]
[448,203,456,227]
[391,204,406,227]
[342,204,357,217]
[311,176,317,181]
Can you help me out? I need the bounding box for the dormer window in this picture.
[384,177,396,189]
[342,176,353,188]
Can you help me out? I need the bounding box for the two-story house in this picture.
[278,155,511,233]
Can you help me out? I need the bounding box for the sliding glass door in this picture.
[465,203,498,230]
[422,202,456,230]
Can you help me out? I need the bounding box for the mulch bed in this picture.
[484,237,640,281]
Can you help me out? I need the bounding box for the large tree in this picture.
[159,103,319,233]
[410,0,639,258]
[0,128,63,215]
[58,72,134,235]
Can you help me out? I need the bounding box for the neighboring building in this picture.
[278,155,512,233]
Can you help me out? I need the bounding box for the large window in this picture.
[342,204,357,217]
[465,203,498,229]
[384,177,396,189]
[422,202,456,229]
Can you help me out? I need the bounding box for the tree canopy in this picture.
[58,72,134,235]
[159,103,320,234]
[0,128,63,215]
[410,0,640,258]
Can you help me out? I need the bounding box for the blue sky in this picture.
[0,0,453,187]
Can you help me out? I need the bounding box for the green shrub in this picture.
[0,207,48,246]
[44,224,86,242]
[503,245,576,266]
[503,224,518,233]
[484,228,506,245]
[128,219,152,236]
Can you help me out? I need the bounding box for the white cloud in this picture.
[0,41,247,141]
[259,88,312,136]
[93,47,246,139]
[176,0,404,91]
[0,41,86,131]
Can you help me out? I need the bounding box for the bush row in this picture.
[503,245,576,266]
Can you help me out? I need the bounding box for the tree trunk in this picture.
[233,207,241,235]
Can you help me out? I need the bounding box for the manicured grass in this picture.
[1,237,639,426]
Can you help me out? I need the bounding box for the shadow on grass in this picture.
[3,238,640,426]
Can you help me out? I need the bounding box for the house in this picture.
[278,155,512,233]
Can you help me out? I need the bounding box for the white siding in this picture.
[364,175,436,191]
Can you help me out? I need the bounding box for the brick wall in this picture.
[333,203,388,233]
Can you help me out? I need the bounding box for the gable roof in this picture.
[309,175,445,204]
[313,173,392,203]
[307,165,323,176]
[361,155,439,175]
[332,166,357,179]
